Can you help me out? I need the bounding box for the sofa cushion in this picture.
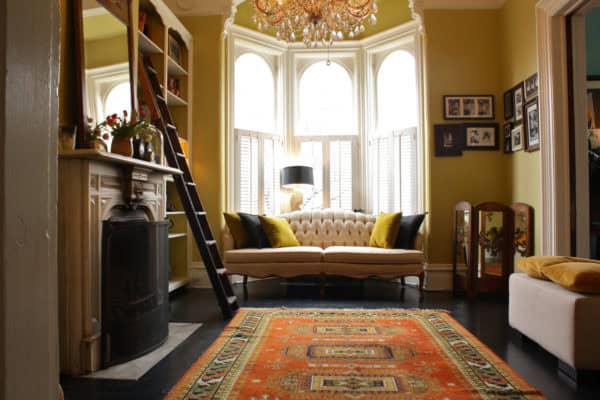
[223,212,248,249]
[395,213,426,249]
[323,246,423,265]
[238,212,271,248]
[369,212,402,249]
[543,262,600,293]
[516,256,598,280]
[259,216,300,248]
[224,246,323,264]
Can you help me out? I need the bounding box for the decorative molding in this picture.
[415,0,507,9]
[163,0,230,16]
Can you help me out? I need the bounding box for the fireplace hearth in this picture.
[101,211,170,368]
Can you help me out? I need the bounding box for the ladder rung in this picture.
[216,268,226,275]
[166,123,177,130]
[157,95,166,102]
[176,152,185,158]
[196,211,207,216]
[186,182,196,187]
[147,65,157,75]
[227,296,237,305]
[206,240,216,246]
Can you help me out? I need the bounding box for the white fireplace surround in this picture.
[58,150,180,375]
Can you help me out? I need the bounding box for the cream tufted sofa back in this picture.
[223,209,423,251]
[284,209,375,248]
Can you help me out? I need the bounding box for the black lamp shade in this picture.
[281,165,314,187]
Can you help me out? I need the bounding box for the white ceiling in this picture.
[163,0,508,17]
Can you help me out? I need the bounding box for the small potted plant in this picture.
[102,110,144,157]
[87,117,109,152]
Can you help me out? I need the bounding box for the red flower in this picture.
[102,133,110,140]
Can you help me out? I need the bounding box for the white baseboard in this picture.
[423,263,460,292]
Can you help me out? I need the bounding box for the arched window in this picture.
[370,50,419,215]
[103,81,131,118]
[297,61,355,135]
[234,53,275,133]
[233,52,280,215]
[377,50,417,133]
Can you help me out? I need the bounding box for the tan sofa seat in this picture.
[323,246,423,264]
[224,246,323,264]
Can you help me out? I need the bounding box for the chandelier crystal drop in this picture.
[252,0,379,48]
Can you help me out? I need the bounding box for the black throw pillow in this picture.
[238,212,271,248]
[395,213,426,249]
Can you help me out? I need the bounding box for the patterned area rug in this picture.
[166,308,545,399]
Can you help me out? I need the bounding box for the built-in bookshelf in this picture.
[138,0,193,293]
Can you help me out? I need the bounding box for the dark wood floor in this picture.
[61,278,600,400]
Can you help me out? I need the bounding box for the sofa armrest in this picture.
[222,225,234,252]
[414,232,424,251]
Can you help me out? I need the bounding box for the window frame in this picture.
[226,22,425,217]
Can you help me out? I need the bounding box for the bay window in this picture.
[228,25,422,216]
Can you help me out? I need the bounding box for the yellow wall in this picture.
[500,0,541,256]
[59,0,75,125]
[85,35,129,68]
[180,15,227,261]
[424,10,509,263]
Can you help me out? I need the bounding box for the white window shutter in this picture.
[238,133,259,214]
[330,140,353,210]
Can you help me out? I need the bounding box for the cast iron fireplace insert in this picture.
[101,210,170,368]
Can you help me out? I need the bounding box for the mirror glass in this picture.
[478,211,504,277]
[455,209,470,272]
[82,0,131,143]
[514,209,529,260]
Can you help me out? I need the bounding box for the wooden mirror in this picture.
[452,201,472,295]
[512,202,534,260]
[74,0,135,148]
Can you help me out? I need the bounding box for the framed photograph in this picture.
[434,124,463,157]
[168,35,182,65]
[503,122,513,153]
[511,124,524,152]
[443,95,495,120]
[513,82,525,123]
[504,89,514,120]
[464,123,499,150]
[525,97,540,151]
[525,73,538,100]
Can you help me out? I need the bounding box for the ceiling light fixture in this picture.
[252,0,379,48]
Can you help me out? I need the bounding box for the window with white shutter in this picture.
[233,52,281,215]
[369,50,420,215]
[296,61,358,210]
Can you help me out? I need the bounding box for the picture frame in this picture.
[511,124,524,152]
[513,82,525,123]
[525,73,538,100]
[434,124,463,157]
[503,122,513,153]
[443,95,495,120]
[504,89,514,120]
[463,123,499,150]
[525,97,540,152]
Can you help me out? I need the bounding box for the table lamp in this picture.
[281,165,314,211]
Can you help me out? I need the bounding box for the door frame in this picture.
[0,0,60,398]
[536,0,592,256]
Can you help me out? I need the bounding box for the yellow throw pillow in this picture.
[543,262,600,293]
[516,256,599,280]
[223,212,249,249]
[369,212,403,249]
[258,216,300,248]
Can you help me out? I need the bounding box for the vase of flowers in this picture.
[96,111,143,157]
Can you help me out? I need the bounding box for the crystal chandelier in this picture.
[252,0,379,48]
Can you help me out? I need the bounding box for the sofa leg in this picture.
[319,274,326,298]
[243,275,248,287]
[400,277,406,286]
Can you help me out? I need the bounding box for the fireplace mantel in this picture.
[58,150,181,375]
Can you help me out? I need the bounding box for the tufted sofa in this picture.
[222,209,425,292]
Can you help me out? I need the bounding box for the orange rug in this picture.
[166,308,545,399]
